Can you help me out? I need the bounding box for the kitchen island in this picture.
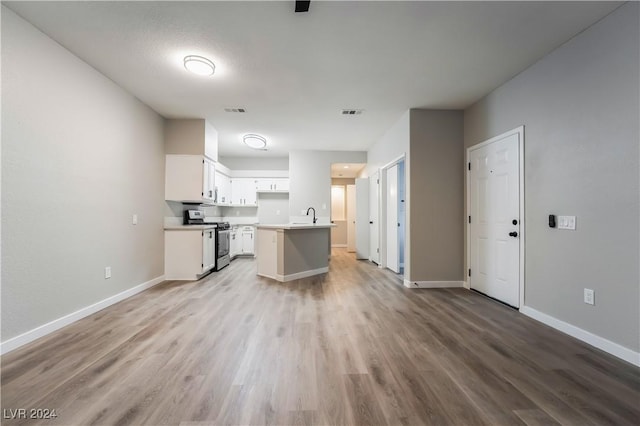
[256,223,334,282]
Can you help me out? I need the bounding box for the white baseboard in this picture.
[520,306,640,367]
[0,275,166,355]
[277,267,329,282]
[403,280,465,289]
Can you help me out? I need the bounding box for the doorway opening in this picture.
[381,157,406,276]
[330,163,366,256]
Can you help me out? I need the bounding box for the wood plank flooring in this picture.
[2,249,639,425]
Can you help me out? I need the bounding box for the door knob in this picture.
[369,221,373,224]
[509,231,518,237]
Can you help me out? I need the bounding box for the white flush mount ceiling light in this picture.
[183,55,215,76]
[243,134,267,150]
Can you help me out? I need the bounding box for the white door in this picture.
[386,165,399,273]
[369,172,380,264]
[347,184,356,252]
[469,132,520,307]
[355,178,369,259]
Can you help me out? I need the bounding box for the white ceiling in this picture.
[5,1,621,157]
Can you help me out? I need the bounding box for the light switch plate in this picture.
[584,288,594,305]
[132,214,138,225]
[558,215,576,230]
[105,267,112,279]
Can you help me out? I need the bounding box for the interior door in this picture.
[346,184,356,252]
[355,178,369,259]
[469,132,520,307]
[386,165,399,273]
[369,172,380,264]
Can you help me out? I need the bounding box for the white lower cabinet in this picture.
[165,228,216,280]
[230,226,241,258]
[241,226,255,255]
[202,229,216,272]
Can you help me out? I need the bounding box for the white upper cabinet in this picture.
[165,118,218,161]
[230,178,257,206]
[164,118,219,204]
[203,158,216,202]
[255,178,289,192]
[204,121,218,162]
[166,155,215,203]
[215,171,231,205]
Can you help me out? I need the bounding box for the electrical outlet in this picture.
[276,209,281,215]
[105,267,112,279]
[584,288,594,305]
[132,214,138,225]
[322,203,327,210]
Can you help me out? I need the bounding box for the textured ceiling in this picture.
[5,1,621,157]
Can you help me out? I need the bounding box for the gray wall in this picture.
[409,110,464,282]
[365,111,410,177]
[464,3,639,352]
[1,8,165,341]
[289,150,367,223]
[256,193,289,224]
[220,156,289,171]
[367,109,464,283]
[281,229,330,276]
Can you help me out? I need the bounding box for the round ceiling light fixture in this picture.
[183,55,215,76]
[243,134,267,150]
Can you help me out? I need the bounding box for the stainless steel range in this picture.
[214,222,231,271]
[183,210,230,272]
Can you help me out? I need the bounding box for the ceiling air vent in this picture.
[224,107,246,113]
[341,109,364,115]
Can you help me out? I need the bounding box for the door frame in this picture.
[466,126,525,309]
[346,184,356,252]
[369,171,381,264]
[380,154,406,274]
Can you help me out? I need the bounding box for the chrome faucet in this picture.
[306,207,317,224]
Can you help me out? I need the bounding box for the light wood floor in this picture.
[2,249,639,425]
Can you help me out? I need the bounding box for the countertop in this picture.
[256,223,336,230]
[164,225,217,231]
